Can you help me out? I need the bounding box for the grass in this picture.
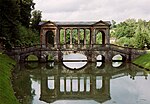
[0,54,19,104]
[133,52,150,70]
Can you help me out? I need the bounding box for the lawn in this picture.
[133,52,150,70]
[0,54,19,104]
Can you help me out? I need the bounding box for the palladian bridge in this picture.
[6,20,146,63]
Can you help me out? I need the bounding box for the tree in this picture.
[18,0,35,27]
[0,0,20,48]
[30,10,42,30]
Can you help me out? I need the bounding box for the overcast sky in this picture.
[33,0,150,23]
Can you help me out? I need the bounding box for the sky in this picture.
[33,0,150,23]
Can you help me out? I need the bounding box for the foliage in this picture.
[18,0,35,27]
[17,24,40,46]
[0,0,40,48]
[112,19,150,49]
[30,10,42,30]
[0,0,20,48]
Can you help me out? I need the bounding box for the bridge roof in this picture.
[39,20,111,26]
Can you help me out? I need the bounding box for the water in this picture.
[12,62,150,104]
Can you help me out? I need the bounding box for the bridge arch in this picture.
[111,54,126,62]
[23,52,41,62]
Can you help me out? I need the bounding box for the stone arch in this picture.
[45,30,54,47]
[23,52,40,62]
[111,54,126,62]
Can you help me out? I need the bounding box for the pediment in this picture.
[40,21,57,27]
[93,20,111,26]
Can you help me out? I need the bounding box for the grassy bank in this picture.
[133,53,150,70]
[0,54,19,104]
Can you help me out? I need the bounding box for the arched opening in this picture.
[45,30,54,47]
[96,30,105,45]
[96,55,105,67]
[112,54,125,67]
[112,54,126,61]
[25,54,38,62]
[63,53,87,69]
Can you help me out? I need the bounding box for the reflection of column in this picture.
[70,29,73,48]
[71,78,73,92]
[78,28,80,47]
[84,29,86,48]
[78,77,80,92]
[102,76,110,95]
[64,77,66,93]
[84,77,86,92]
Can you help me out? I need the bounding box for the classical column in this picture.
[40,28,43,48]
[105,28,110,45]
[93,28,96,44]
[58,28,60,48]
[54,29,57,48]
[64,28,66,48]
[77,28,80,47]
[90,27,94,45]
[84,29,86,48]
[70,28,73,48]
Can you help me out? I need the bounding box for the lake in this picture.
[12,62,150,104]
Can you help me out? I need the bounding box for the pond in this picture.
[12,62,150,104]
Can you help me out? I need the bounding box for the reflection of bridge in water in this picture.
[21,63,148,103]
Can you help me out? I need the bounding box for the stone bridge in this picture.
[5,44,146,63]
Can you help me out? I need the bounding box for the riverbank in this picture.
[0,54,19,104]
[133,52,150,70]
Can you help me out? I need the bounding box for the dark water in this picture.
[12,62,150,104]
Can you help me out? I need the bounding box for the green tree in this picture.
[18,0,35,27]
[0,0,20,48]
[30,10,42,30]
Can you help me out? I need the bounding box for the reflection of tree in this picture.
[13,68,34,104]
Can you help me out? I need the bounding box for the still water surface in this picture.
[13,62,150,104]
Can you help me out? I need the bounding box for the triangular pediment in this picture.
[39,21,56,27]
[93,20,111,26]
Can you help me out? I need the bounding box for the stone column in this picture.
[70,28,73,48]
[77,28,80,48]
[64,28,66,48]
[105,28,110,45]
[57,28,60,49]
[84,29,86,48]
[54,29,57,48]
[93,28,96,45]
[40,28,43,48]
[90,27,94,45]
